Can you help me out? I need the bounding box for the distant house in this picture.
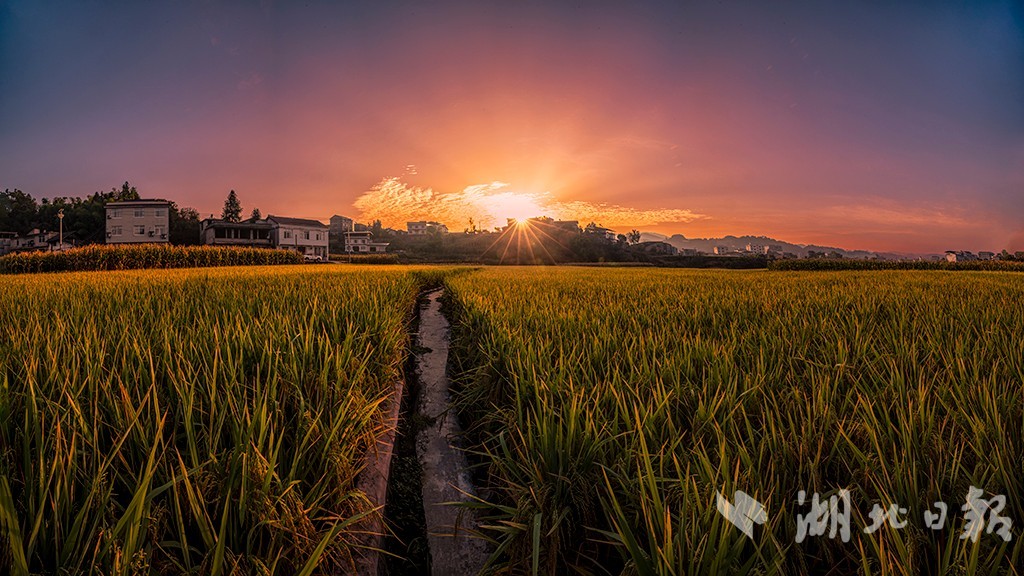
[344,231,390,253]
[0,229,69,254]
[713,246,732,255]
[978,251,995,260]
[201,218,274,248]
[268,215,329,260]
[0,231,16,256]
[585,224,616,239]
[330,215,354,236]
[945,250,978,263]
[407,221,448,235]
[200,214,329,260]
[106,199,171,244]
[632,241,678,255]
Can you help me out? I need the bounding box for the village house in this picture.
[330,215,354,236]
[200,215,330,260]
[945,250,978,263]
[267,216,329,260]
[343,230,390,253]
[0,229,68,254]
[200,218,274,248]
[0,231,17,256]
[106,199,171,244]
[632,241,679,256]
[407,221,449,235]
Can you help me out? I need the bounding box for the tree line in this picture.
[0,182,202,245]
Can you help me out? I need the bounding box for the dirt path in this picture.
[414,289,489,576]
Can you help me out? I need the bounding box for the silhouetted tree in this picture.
[0,189,39,234]
[628,229,641,244]
[170,205,201,245]
[115,181,140,201]
[222,190,242,222]
[250,208,262,220]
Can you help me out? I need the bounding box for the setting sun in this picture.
[485,192,546,224]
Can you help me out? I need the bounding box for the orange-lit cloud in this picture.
[353,177,706,231]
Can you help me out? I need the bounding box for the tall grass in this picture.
[0,244,304,274]
[445,268,1024,575]
[0,265,447,574]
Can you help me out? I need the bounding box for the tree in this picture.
[114,181,140,201]
[170,205,201,245]
[0,189,39,234]
[222,190,242,222]
[371,219,383,236]
[628,229,641,244]
[250,208,262,221]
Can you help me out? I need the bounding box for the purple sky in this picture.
[1,1,1022,252]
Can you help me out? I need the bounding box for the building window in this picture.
[283,230,292,239]
[304,231,310,240]
[134,225,146,235]
[155,209,165,217]
[155,226,166,236]
[110,209,121,218]
[110,226,122,235]
[134,209,146,218]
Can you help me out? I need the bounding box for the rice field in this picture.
[3,264,1023,575]
[444,267,1024,575]
[0,265,445,575]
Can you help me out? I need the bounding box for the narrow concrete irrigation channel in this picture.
[379,289,489,575]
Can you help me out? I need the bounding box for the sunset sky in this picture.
[1,1,1022,253]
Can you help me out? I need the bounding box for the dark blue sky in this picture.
[2,1,1022,252]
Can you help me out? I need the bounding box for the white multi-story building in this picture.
[344,231,390,253]
[106,200,171,243]
[330,215,354,236]
[267,216,329,260]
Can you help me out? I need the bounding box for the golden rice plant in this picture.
[0,265,448,575]
[445,268,1024,575]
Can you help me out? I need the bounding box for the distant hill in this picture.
[638,232,915,260]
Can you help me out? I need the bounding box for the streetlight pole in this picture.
[58,209,64,252]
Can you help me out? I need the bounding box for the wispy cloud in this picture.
[237,73,263,91]
[820,198,970,228]
[353,177,705,230]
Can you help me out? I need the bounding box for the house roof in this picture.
[201,218,274,229]
[106,199,171,207]
[267,215,328,228]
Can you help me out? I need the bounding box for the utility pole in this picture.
[58,208,64,251]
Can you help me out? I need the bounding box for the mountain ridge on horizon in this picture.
[638,231,933,260]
